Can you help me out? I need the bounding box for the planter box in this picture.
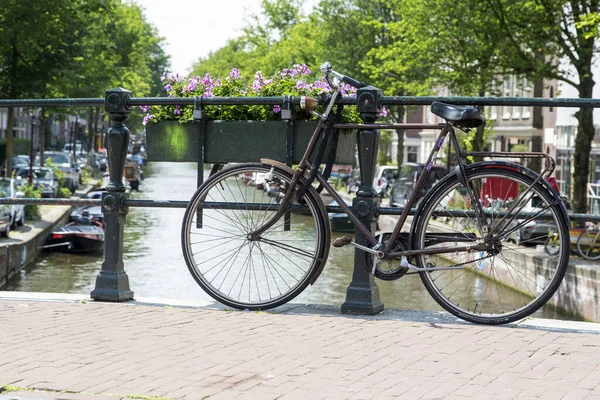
[146,120,356,165]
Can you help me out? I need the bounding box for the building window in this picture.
[512,76,521,119]
[407,146,418,163]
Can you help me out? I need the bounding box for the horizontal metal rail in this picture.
[2,197,597,222]
[1,95,600,108]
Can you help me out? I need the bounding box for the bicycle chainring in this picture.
[365,233,409,281]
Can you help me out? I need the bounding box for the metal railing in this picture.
[1,89,599,313]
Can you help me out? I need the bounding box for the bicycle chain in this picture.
[405,253,494,275]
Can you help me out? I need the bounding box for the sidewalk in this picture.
[1,294,600,400]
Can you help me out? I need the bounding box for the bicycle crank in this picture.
[332,236,384,257]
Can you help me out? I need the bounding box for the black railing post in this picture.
[341,86,384,315]
[91,88,134,301]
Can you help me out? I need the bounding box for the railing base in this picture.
[341,280,384,315]
[91,271,134,301]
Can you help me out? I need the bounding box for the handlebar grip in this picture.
[341,75,365,89]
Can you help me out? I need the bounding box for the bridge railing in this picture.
[0,89,599,314]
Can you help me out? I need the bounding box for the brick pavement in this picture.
[1,298,600,400]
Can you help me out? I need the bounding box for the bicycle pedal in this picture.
[333,236,353,247]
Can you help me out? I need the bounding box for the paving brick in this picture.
[1,299,600,399]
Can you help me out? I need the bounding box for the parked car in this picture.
[35,151,79,192]
[63,141,83,154]
[0,203,10,238]
[389,163,448,207]
[12,155,31,172]
[0,177,25,229]
[507,192,572,246]
[373,166,399,197]
[14,167,59,198]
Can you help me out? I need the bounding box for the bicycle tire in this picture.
[413,167,570,325]
[576,231,600,261]
[181,163,329,310]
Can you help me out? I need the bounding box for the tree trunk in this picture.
[4,108,14,177]
[394,107,405,167]
[93,107,101,151]
[39,108,46,169]
[572,67,595,214]
[87,106,94,153]
[472,86,486,162]
[573,104,594,213]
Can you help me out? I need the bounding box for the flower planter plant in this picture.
[142,64,361,124]
[143,65,361,165]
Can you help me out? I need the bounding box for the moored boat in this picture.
[46,224,105,253]
[46,210,104,253]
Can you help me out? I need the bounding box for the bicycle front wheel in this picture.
[413,167,570,325]
[181,163,329,310]
[576,231,600,261]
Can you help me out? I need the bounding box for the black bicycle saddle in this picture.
[430,101,484,128]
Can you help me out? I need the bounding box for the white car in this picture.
[0,177,25,231]
[373,166,399,197]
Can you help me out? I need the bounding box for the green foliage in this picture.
[577,12,600,39]
[58,188,72,199]
[44,157,71,198]
[17,181,42,220]
[80,165,93,185]
[378,130,393,165]
[144,65,361,124]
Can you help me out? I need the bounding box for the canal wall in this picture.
[0,206,72,288]
[378,213,600,322]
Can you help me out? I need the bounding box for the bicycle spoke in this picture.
[182,164,324,311]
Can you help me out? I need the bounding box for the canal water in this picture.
[5,162,574,320]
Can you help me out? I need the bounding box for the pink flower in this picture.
[202,73,212,87]
[139,105,150,113]
[381,106,388,117]
[174,105,181,115]
[229,68,240,79]
[143,114,153,124]
[273,105,281,114]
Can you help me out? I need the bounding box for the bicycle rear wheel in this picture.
[576,231,600,261]
[413,167,570,325]
[181,163,329,310]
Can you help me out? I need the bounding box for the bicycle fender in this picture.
[260,158,331,284]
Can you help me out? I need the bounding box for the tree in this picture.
[0,0,91,175]
[0,0,169,172]
[485,0,600,213]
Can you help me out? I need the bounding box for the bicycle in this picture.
[544,229,561,256]
[181,62,570,325]
[576,224,600,261]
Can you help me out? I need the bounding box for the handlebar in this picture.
[319,62,366,89]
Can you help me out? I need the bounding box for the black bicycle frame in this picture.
[251,111,557,261]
